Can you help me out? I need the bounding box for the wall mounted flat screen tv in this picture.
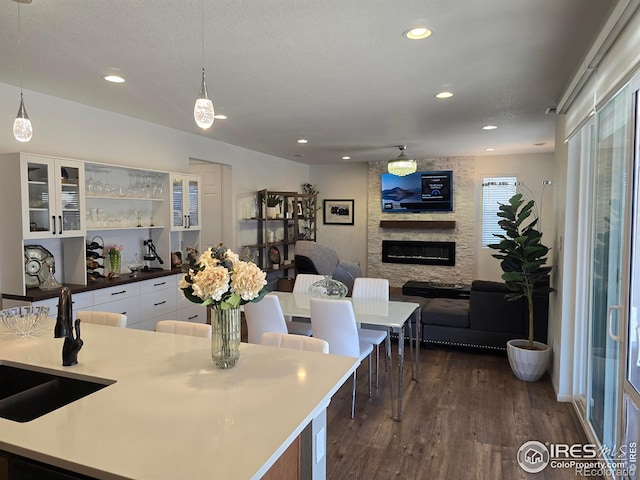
[381,170,453,213]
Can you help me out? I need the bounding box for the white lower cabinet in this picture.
[82,297,141,328]
[4,273,200,331]
[6,291,94,320]
[175,286,207,323]
[176,304,207,323]
[92,283,141,328]
[139,276,177,331]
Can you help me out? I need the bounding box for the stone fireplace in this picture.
[366,157,475,287]
[382,240,455,266]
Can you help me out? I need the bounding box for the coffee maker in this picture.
[143,239,164,271]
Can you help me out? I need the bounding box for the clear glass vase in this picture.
[109,252,121,277]
[210,306,241,369]
[309,275,348,299]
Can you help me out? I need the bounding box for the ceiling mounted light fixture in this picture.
[388,145,417,177]
[193,0,214,129]
[13,0,32,143]
[403,27,432,40]
[103,75,125,83]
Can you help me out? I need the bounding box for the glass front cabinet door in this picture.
[21,155,85,239]
[170,174,200,231]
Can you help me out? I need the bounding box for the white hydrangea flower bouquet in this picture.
[179,244,268,310]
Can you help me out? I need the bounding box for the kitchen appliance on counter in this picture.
[143,239,164,271]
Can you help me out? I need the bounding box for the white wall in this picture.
[473,153,556,281]
[310,162,369,273]
[0,82,310,254]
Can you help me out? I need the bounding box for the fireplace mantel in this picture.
[379,220,456,229]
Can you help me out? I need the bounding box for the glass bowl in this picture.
[128,264,143,277]
[0,306,50,336]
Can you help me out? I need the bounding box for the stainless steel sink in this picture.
[0,362,115,423]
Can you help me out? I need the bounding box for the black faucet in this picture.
[54,287,83,366]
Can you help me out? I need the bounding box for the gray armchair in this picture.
[294,240,362,294]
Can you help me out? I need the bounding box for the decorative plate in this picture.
[24,245,56,287]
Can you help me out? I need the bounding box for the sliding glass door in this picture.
[622,77,640,480]
[586,84,630,463]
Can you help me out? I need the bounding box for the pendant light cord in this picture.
[17,1,24,94]
[201,0,205,69]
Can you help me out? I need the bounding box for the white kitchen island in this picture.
[0,320,358,479]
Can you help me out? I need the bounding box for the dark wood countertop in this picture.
[2,268,184,302]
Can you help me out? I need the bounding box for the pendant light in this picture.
[193,0,214,129]
[388,145,417,176]
[13,0,33,143]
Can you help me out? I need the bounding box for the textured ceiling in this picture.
[0,0,613,164]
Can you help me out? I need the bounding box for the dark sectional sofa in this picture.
[392,280,549,350]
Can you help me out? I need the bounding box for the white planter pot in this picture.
[266,206,277,219]
[506,339,551,382]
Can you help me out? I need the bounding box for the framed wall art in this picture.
[323,199,354,225]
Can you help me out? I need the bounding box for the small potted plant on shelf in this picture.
[487,193,554,382]
[263,194,282,219]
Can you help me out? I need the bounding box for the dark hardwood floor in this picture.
[324,344,588,480]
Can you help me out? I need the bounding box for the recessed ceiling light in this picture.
[534,142,546,147]
[435,91,454,99]
[341,156,351,160]
[297,139,308,144]
[293,154,306,157]
[482,125,498,130]
[485,148,495,152]
[103,75,125,83]
[403,27,432,40]
[213,114,227,120]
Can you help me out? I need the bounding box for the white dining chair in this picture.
[310,297,373,419]
[76,311,127,328]
[155,320,212,338]
[352,277,389,388]
[259,331,329,353]
[293,274,325,293]
[244,295,312,344]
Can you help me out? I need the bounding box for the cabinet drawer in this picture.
[176,304,207,324]
[93,283,140,305]
[32,291,93,314]
[139,275,176,295]
[139,312,171,331]
[78,297,140,327]
[176,289,198,310]
[140,289,176,321]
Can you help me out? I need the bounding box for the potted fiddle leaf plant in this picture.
[488,193,554,382]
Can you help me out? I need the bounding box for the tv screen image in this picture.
[381,170,453,212]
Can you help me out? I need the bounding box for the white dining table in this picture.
[269,291,422,421]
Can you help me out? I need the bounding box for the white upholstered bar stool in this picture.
[259,332,329,353]
[352,277,389,388]
[310,297,372,419]
[244,295,312,344]
[76,311,127,328]
[155,320,212,338]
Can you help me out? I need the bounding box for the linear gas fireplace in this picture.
[382,240,455,266]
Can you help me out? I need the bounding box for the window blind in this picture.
[482,177,516,247]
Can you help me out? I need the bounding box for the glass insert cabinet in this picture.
[22,155,85,239]
[0,152,201,299]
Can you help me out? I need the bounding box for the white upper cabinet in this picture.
[170,174,201,231]
[21,154,85,239]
